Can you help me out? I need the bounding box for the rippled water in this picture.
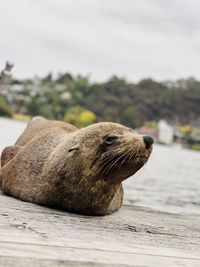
[124,144,200,216]
[1,118,200,216]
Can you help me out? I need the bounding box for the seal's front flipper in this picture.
[1,145,22,167]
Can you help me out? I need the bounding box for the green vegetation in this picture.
[0,96,12,117]
[1,71,200,151]
[63,106,96,127]
[0,74,200,129]
[191,144,200,151]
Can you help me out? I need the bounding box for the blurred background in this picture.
[0,0,200,216]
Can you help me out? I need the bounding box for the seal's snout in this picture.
[143,136,154,149]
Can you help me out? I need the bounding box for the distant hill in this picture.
[1,73,200,128]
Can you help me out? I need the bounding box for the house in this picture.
[157,120,174,145]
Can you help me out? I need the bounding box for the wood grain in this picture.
[0,191,200,266]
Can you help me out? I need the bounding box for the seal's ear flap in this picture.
[68,144,80,153]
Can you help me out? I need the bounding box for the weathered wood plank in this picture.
[0,191,200,266]
[0,243,200,267]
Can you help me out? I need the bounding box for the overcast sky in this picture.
[0,0,200,81]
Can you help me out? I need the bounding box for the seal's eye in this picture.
[105,136,118,145]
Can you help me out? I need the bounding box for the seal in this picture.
[0,117,153,216]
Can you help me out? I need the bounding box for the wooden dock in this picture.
[0,191,200,267]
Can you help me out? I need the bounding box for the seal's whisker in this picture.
[102,148,131,176]
[96,156,118,178]
[102,146,133,168]
[104,155,123,174]
[98,154,120,178]
[100,146,126,161]
[129,149,136,159]
[95,147,125,170]
[104,152,128,174]
[129,149,138,162]
[87,151,120,179]
[101,151,119,163]
[98,144,136,178]
[92,145,125,165]
[121,150,132,168]
[82,149,120,179]
[119,149,132,168]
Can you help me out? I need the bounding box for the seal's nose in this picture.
[143,136,154,149]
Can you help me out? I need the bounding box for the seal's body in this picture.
[0,117,153,215]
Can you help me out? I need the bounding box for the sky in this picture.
[0,0,200,82]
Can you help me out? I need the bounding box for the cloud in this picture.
[0,0,200,81]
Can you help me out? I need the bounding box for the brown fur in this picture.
[0,117,153,216]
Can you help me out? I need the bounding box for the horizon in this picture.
[4,62,199,84]
[11,73,200,84]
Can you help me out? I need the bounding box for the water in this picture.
[1,118,200,216]
[0,117,27,152]
[124,144,200,216]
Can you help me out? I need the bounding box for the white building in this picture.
[157,120,174,145]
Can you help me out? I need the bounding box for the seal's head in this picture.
[64,122,153,184]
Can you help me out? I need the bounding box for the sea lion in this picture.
[0,117,153,216]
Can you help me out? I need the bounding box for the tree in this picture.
[0,96,12,117]
[77,110,96,128]
[64,106,96,127]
